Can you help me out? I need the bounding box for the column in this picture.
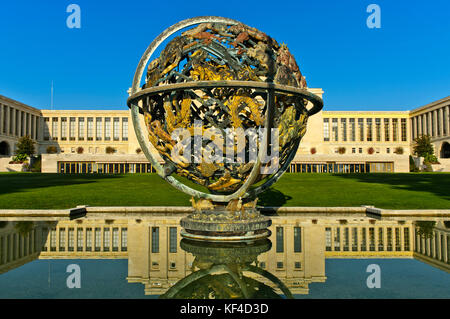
[432,110,437,137]
[445,105,450,137]
[17,111,22,137]
[438,108,443,137]
[0,104,3,134]
[411,117,416,140]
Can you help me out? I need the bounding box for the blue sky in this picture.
[0,0,449,111]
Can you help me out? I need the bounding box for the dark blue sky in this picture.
[0,0,449,111]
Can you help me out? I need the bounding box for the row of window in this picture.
[325,227,411,252]
[287,162,394,173]
[57,161,394,175]
[0,104,39,140]
[43,117,128,141]
[58,162,156,174]
[43,227,128,252]
[323,118,408,143]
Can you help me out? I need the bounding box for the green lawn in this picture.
[0,172,449,210]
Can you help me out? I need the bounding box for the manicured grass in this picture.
[0,172,449,209]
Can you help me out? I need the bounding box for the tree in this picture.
[15,135,35,156]
[413,135,434,157]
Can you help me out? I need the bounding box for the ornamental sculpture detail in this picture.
[127,16,323,241]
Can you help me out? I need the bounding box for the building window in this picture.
[52,118,58,141]
[359,147,362,153]
[78,118,85,140]
[94,228,101,251]
[378,228,384,251]
[358,118,364,141]
[369,228,375,251]
[352,148,356,154]
[294,227,302,252]
[169,227,177,253]
[59,228,66,251]
[96,118,102,141]
[361,228,367,251]
[277,261,284,269]
[69,117,76,140]
[87,117,94,141]
[121,228,127,251]
[112,228,119,251]
[122,118,128,141]
[276,227,284,253]
[61,117,67,141]
[334,228,340,251]
[77,228,83,251]
[404,228,410,251]
[43,117,50,140]
[384,118,390,141]
[86,228,92,251]
[151,227,159,253]
[392,119,398,142]
[349,118,355,141]
[104,118,111,141]
[103,228,110,251]
[375,118,381,141]
[341,118,347,142]
[366,118,372,142]
[325,227,332,251]
[323,118,329,141]
[386,148,390,154]
[401,119,407,141]
[113,118,120,141]
[332,118,338,141]
[68,228,74,251]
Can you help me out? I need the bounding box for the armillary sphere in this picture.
[127,16,323,203]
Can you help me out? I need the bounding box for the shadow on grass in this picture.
[0,173,125,197]
[332,173,450,202]
[257,188,292,207]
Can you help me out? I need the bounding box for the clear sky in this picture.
[0,0,449,111]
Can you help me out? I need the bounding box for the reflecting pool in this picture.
[0,214,449,298]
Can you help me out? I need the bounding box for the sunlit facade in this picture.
[1,93,449,173]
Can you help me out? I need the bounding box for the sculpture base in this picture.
[180,208,272,242]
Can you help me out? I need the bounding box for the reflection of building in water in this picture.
[0,216,449,295]
[413,221,449,273]
[38,219,129,259]
[0,221,50,274]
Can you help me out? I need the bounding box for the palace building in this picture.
[1,91,449,173]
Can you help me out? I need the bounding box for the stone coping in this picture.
[0,205,449,220]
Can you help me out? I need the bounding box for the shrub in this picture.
[310,147,316,155]
[106,146,116,154]
[368,147,375,155]
[413,135,434,157]
[423,153,439,165]
[393,147,404,155]
[337,147,346,154]
[76,146,84,154]
[11,153,28,163]
[15,135,35,156]
[136,148,142,154]
[46,146,58,154]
